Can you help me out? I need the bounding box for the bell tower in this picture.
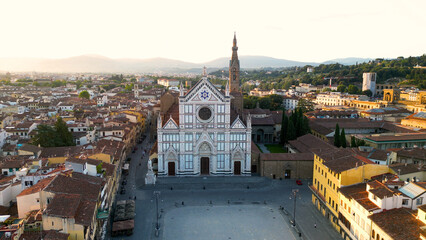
[229,32,240,92]
[229,33,243,115]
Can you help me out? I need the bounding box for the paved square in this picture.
[162,205,295,240]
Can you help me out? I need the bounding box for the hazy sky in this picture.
[1,0,425,63]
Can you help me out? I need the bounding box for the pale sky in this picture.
[1,0,425,63]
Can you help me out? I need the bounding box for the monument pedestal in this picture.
[145,170,156,185]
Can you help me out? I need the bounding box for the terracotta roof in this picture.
[312,148,371,173]
[396,148,426,160]
[368,180,397,199]
[365,133,426,142]
[39,146,84,158]
[369,208,424,240]
[288,134,335,153]
[162,103,179,126]
[390,163,424,175]
[18,144,42,153]
[339,183,381,211]
[44,230,70,240]
[43,174,101,202]
[44,193,96,226]
[260,153,313,161]
[44,193,81,218]
[251,141,261,154]
[17,176,54,197]
[251,116,275,125]
[93,139,125,161]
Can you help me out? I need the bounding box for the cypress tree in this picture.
[340,128,347,148]
[351,136,357,147]
[334,124,340,147]
[287,119,297,141]
[280,112,289,144]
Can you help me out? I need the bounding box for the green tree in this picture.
[78,90,90,100]
[334,124,341,147]
[96,162,103,174]
[124,83,134,92]
[362,90,373,97]
[340,128,347,148]
[280,112,288,144]
[287,119,297,141]
[351,136,357,147]
[297,99,314,113]
[54,117,75,147]
[337,84,346,92]
[31,125,58,147]
[346,85,359,94]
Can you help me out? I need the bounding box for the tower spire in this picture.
[229,32,240,92]
[202,66,207,77]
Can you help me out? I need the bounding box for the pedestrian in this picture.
[134,196,137,200]
[314,223,317,228]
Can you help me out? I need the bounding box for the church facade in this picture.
[156,34,251,176]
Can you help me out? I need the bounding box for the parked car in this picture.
[296,180,303,185]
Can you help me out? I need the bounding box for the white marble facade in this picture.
[157,76,251,176]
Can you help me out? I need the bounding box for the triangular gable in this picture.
[231,118,246,129]
[163,118,178,129]
[209,94,218,101]
[183,77,225,102]
[195,132,214,146]
[191,95,202,101]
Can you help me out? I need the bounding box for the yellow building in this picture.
[310,148,390,233]
[401,112,426,129]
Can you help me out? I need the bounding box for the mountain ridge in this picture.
[0,55,373,73]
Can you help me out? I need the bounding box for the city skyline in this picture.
[0,0,425,63]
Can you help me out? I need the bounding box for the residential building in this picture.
[310,148,390,233]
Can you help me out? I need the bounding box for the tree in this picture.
[55,117,74,147]
[340,128,347,148]
[346,85,359,94]
[334,124,340,147]
[31,117,75,147]
[31,125,58,147]
[351,136,357,147]
[287,119,297,141]
[362,90,373,97]
[280,112,289,144]
[337,84,346,93]
[96,162,103,174]
[297,99,314,113]
[78,90,90,100]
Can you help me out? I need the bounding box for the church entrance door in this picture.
[234,161,241,175]
[168,162,175,176]
[201,157,209,175]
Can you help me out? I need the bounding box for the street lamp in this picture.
[289,189,300,227]
[154,191,161,233]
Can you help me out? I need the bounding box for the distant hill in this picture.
[322,57,373,65]
[0,55,375,73]
[204,56,318,68]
